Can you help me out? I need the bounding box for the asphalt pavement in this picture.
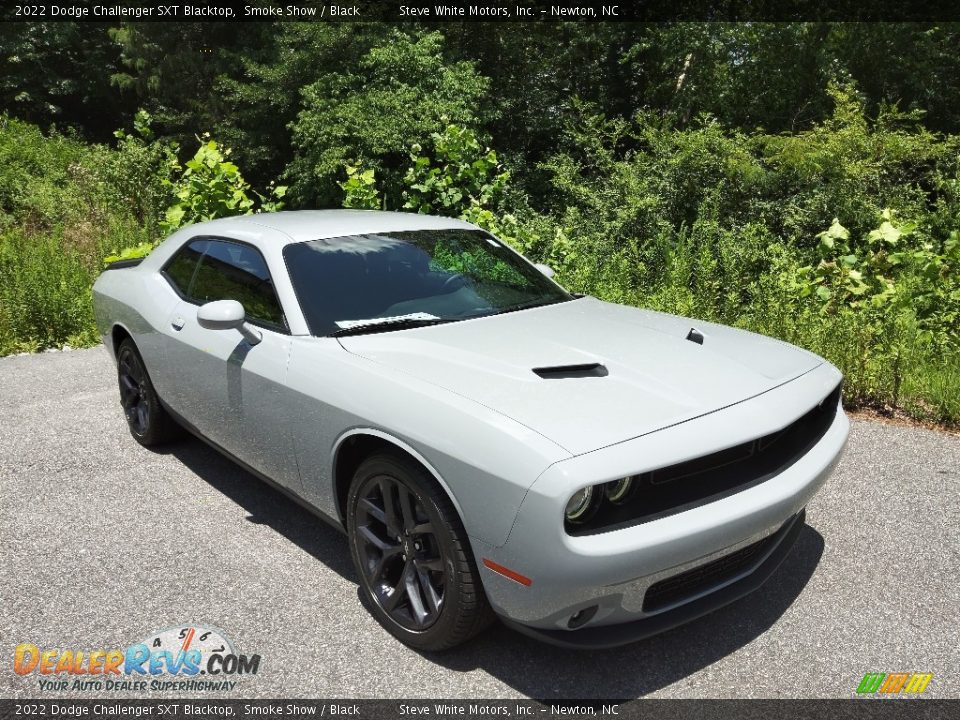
[1,347,957,699]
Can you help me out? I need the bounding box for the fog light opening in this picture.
[567,605,598,629]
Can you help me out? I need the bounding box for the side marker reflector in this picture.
[482,558,532,587]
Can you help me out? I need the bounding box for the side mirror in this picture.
[197,300,262,345]
[534,263,555,279]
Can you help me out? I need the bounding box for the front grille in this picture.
[642,531,778,613]
[567,383,841,536]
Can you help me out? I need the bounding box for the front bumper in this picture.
[472,362,848,646]
[501,508,806,649]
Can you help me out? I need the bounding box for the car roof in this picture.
[189,210,478,244]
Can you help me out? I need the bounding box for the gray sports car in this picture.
[92,210,848,650]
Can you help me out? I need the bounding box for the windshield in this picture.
[283,229,573,337]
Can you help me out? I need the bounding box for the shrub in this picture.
[162,135,286,235]
[97,109,178,239]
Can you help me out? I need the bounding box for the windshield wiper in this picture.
[331,316,452,337]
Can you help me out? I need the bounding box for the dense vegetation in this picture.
[1,22,958,425]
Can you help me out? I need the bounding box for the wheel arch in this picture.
[110,323,135,358]
[332,429,467,531]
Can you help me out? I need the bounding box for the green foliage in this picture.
[0,223,145,354]
[792,210,960,351]
[0,23,130,139]
[0,118,285,351]
[102,242,155,266]
[756,84,954,246]
[108,23,260,143]
[340,124,532,249]
[161,135,287,235]
[0,117,154,352]
[340,165,380,210]
[100,109,179,237]
[793,215,898,309]
[402,124,507,216]
[289,30,489,205]
[212,24,387,189]
[0,229,95,353]
[0,116,109,229]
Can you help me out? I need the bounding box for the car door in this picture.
[160,237,300,491]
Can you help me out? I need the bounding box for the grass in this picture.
[0,219,150,355]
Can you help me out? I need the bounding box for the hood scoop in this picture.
[686,328,705,345]
[532,363,608,379]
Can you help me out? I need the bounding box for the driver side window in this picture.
[164,238,287,331]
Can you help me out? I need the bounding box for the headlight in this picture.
[565,476,639,530]
[604,476,636,504]
[564,486,599,524]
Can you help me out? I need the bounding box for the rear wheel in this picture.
[346,453,493,650]
[116,338,181,446]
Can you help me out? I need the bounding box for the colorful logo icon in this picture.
[856,672,933,696]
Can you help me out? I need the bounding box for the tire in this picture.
[346,453,494,651]
[116,338,182,446]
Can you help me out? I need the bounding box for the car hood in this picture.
[338,297,823,455]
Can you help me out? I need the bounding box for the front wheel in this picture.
[346,453,493,651]
[116,339,181,446]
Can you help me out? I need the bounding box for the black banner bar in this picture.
[1,700,959,720]
[5,1,960,23]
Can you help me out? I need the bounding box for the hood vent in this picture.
[686,328,704,345]
[532,363,608,379]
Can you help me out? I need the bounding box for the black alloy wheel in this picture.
[355,474,446,630]
[116,338,181,446]
[118,345,150,435]
[347,453,493,650]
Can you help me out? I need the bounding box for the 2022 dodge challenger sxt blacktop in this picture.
[93,210,849,650]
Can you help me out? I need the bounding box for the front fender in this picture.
[286,337,571,546]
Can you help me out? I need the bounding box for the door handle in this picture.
[171,316,185,331]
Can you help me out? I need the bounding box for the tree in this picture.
[287,30,489,206]
[0,23,131,139]
[109,22,263,148]
[212,23,387,190]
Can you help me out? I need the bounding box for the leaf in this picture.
[816,286,832,301]
[817,218,849,247]
[868,220,901,245]
[165,206,185,227]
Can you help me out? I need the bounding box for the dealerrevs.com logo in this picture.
[13,625,261,692]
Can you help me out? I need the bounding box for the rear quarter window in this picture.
[163,239,208,295]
